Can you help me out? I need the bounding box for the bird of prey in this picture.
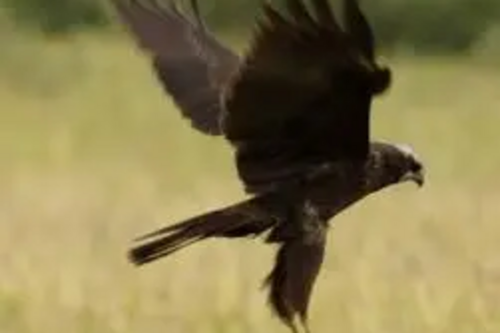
[113,0,425,332]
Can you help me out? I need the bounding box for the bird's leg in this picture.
[288,315,311,333]
[299,316,312,333]
[288,319,300,333]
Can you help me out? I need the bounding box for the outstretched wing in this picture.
[113,0,240,135]
[265,201,327,333]
[223,0,391,191]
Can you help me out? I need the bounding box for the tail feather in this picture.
[129,195,278,265]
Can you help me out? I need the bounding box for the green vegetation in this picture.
[0,0,500,53]
[1,0,108,33]
[1,32,500,332]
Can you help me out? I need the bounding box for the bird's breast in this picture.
[304,165,367,220]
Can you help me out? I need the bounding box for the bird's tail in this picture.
[129,195,279,265]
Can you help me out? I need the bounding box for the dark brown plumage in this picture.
[113,1,425,332]
[113,0,239,134]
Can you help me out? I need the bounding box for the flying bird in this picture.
[113,0,425,332]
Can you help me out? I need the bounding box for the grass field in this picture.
[1,33,500,333]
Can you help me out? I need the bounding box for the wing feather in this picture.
[223,0,391,193]
[343,0,375,60]
[310,0,339,28]
[286,0,316,27]
[113,0,240,135]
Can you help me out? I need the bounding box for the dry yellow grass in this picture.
[1,34,500,333]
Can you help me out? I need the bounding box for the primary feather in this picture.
[223,0,391,193]
[113,0,239,134]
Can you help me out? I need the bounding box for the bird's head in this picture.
[368,142,425,190]
[393,143,424,187]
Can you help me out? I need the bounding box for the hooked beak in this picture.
[400,169,425,187]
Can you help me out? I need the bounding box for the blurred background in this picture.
[1,0,500,332]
